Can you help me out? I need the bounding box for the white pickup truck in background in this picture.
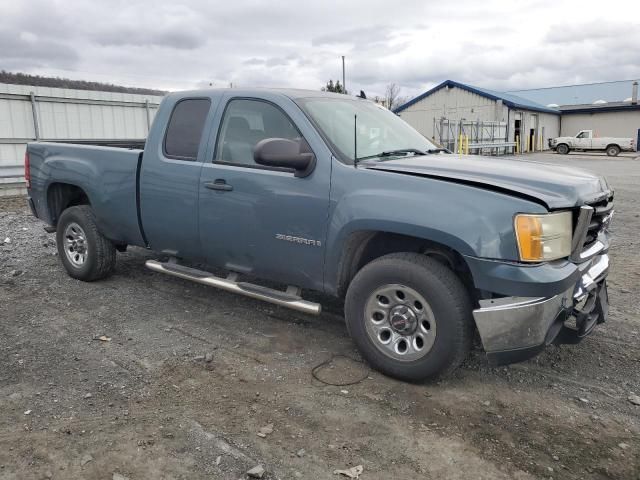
[549,130,636,156]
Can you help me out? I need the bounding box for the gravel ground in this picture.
[1,152,639,480]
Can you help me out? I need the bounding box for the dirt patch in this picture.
[1,155,639,479]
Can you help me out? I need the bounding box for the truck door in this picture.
[139,96,216,259]
[574,130,592,149]
[198,95,331,291]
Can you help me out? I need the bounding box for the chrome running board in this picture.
[145,260,321,315]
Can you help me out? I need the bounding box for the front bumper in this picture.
[473,253,609,364]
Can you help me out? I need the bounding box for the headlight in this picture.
[514,212,572,262]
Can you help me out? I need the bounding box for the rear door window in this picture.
[163,98,211,160]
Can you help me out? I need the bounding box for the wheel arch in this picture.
[334,230,476,302]
[46,182,91,226]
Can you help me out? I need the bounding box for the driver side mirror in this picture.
[253,138,316,177]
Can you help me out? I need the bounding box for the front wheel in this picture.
[344,253,474,381]
[556,144,570,155]
[606,145,620,157]
[56,205,116,281]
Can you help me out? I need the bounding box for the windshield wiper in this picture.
[356,148,426,162]
[427,148,450,154]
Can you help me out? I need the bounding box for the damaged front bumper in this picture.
[473,253,609,365]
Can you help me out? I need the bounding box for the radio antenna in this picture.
[353,114,358,167]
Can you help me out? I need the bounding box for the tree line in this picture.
[321,79,408,110]
[0,71,165,96]
[1,70,410,109]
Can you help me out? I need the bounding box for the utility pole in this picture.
[341,56,346,94]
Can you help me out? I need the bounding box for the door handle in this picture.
[204,179,233,191]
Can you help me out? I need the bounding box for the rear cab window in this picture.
[163,98,211,160]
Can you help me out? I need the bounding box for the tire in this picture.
[56,205,116,281]
[344,253,474,381]
[606,145,620,157]
[556,144,569,155]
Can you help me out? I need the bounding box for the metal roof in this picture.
[509,79,639,107]
[559,101,640,114]
[393,80,560,114]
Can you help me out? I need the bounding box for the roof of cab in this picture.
[167,87,358,101]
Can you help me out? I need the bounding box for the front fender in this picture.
[324,162,547,294]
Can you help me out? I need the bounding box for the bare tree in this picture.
[384,83,402,110]
[395,95,408,109]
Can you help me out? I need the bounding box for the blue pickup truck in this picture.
[25,88,613,381]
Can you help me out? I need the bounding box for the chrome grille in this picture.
[582,197,614,251]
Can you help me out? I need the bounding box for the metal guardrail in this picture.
[468,142,517,149]
[467,142,517,155]
[0,166,24,178]
[0,92,161,109]
[0,140,146,180]
[1,87,160,188]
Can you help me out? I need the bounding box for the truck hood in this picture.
[363,154,611,209]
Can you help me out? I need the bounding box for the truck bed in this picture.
[27,142,146,247]
[44,139,146,149]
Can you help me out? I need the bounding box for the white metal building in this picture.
[395,80,561,154]
[0,83,164,196]
[508,80,639,143]
[559,103,640,141]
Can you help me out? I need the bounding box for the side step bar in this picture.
[145,260,321,315]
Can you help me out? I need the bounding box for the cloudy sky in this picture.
[1,0,638,99]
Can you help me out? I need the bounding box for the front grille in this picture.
[582,197,613,251]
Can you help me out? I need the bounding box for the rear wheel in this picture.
[556,144,569,155]
[56,205,116,281]
[606,145,620,157]
[344,253,473,381]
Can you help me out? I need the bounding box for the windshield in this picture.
[297,97,437,163]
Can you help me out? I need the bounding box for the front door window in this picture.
[215,99,301,166]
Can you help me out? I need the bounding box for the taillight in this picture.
[24,151,31,188]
